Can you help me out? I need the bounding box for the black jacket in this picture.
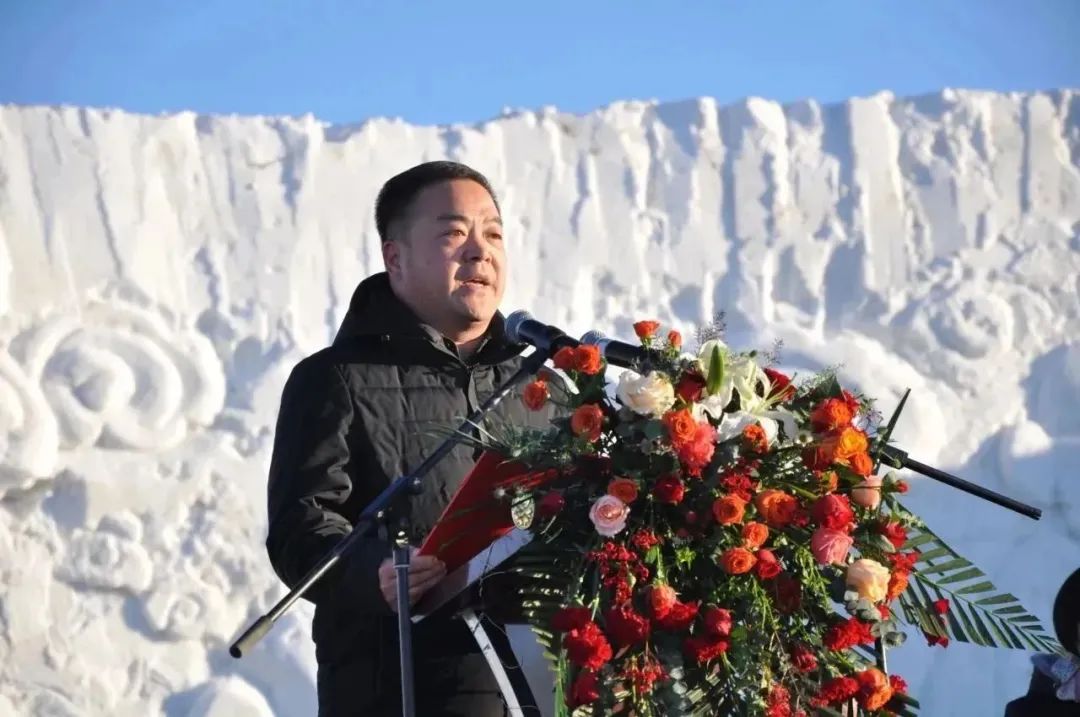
[1004,666,1080,717]
[264,272,555,712]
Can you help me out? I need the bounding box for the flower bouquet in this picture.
[470,318,1059,716]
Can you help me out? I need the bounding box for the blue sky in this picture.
[1,1,1077,126]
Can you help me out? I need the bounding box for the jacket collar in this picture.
[332,271,523,365]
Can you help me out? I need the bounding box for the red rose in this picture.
[567,669,600,708]
[802,443,836,471]
[675,371,706,403]
[655,600,700,631]
[676,423,717,475]
[811,494,855,532]
[810,398,854,433]
[633,320,661,339]
[667,330,682,349]
[564,622,613,670]
[537,491,566,518]
[703,607,733,637]
[855,668,894,711]
[719,547,758,575]
[571,404,605,442]
[684,634,730,664]
[896,479,910,493]
[790,644,818,673]
[648,584,678,618]
[573,345,603,375]
[933,598,950,615]
[603,604,650,646]
[755,549,782,580]
[712,494,747,525]
[890,675,909,694]
[523,380,548,410]
[754,490,799,528]
[878,521,908,549]
[742,522,770,550]
[552,347,576,371]
[663,409,698,447]
[652,474,686,505]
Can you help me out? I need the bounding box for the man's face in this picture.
[383,179,506,337]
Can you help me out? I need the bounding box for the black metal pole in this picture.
[393,532,416,717]
[229,346,553,665]
[879,446,1042,520]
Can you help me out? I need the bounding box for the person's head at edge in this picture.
[376,161,505,356]
[1053,567,1080,656]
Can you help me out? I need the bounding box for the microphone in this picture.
[504,311,580,352]
[580,330,660,369]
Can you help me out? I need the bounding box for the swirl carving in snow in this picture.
[55,519,153,594]
[0,351,60,487]
[19,299,225,451]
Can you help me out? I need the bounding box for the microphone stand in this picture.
[876,445,1041,520]
[229,345,553,717]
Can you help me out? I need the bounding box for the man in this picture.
[1004,567,1080,716]
[265,161,555,716]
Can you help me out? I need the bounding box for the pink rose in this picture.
[846,558,891,602]
[811,527,853,565]
[851,474,883,510]
[589,495,630,537]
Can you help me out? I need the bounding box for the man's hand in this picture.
[378,549,446,612]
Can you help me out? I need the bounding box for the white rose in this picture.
[616,370,675,417]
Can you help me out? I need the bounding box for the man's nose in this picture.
[462,227,494,262]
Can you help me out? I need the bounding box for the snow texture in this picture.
[1,88,1079,716]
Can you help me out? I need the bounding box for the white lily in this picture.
[713,362,799,446]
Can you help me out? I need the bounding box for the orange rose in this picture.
[662,409,697,447]
[573,345,602,375]
[753,489,799,527]
[810,398,854,433]
[571,404,604,442]
[742,423,769,453]
[633,320,661,339]
[719,547,757,575]
[849,451,874,476]
[607,478,639,504]
[825,426,869,462]
[856,668,894,711]
[522,380,548,411]
[553,347,576,371]
[712,494,747,525]
[819,470,839,493]
[742,522,769,549]
[667,330,682,349]
[886,571,909,601]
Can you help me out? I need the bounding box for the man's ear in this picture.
[382,240,402,278]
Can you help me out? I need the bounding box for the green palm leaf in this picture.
[896,519,1062,654]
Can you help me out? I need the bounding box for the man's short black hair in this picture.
[375,161,500,243]
[1054,567,1080,655]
